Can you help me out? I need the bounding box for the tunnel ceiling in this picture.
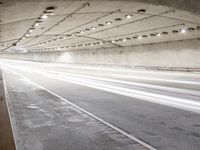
[0,0,200,54]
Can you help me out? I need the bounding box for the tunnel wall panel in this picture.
[1,39,200,69]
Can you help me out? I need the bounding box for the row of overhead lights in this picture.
[110,26,200,42]
[26,35,68,48]
[68,9,146,35]
[26,9,146,48]
[71,13,138,34]
[28,25,200,52]
[13,6,56,47]
[29,41,104,52]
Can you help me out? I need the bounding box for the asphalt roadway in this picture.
[1,59,200,150]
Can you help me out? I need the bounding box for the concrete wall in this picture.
[1,39,200,69]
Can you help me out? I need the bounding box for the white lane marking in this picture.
[4,68,157,150]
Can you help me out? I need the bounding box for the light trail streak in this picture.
[1,63,200,114]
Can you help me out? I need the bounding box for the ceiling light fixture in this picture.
[106,21,112,25]
[125,14,133,19]
[41,14,48,19]
[162,32,168,35]
[115,18,122,21]
[142,35,147,38]
[36,19,44,23]
[122,38,126,42]
[172,30,179,34]
[150,33,156,37]
[45,6,56,13]
[28,29,33,33]
[137,9,146,13]
[25,34,29,37]
[180,29,186,34]
[187,27,195,32]
[34,23,39,27]
[98,24,104,27]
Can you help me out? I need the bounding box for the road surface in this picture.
[1,59,200,150]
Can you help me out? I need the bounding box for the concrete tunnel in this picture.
[0,0,200,150]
